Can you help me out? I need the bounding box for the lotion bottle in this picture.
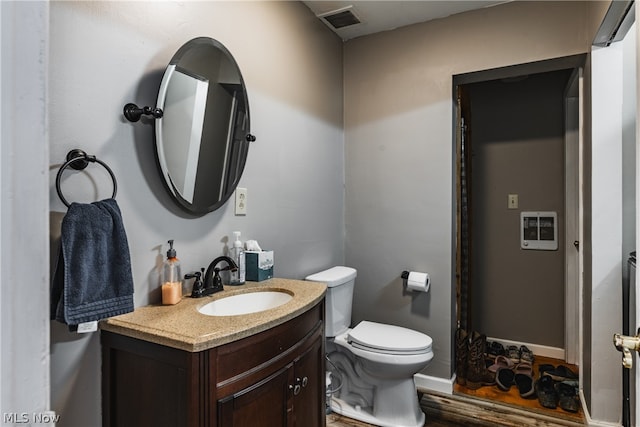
[229,231,245,285]
[161,240,182,304]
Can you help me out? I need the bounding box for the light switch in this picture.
[508,194,518,209]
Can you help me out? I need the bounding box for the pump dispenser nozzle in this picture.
[167,239,177,258]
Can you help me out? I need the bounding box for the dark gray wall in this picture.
[468,70,571,348]
[344,1,594,381]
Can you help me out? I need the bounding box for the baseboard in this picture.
[488,336,566,360]
[579,389,620,427]
[414,373,454,395]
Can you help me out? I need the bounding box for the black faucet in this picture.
[187,256,238,298]
[184,268,205,298]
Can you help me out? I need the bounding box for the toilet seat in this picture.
[347,321,432,355]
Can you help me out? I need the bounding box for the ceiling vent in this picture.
[318,6,361,30]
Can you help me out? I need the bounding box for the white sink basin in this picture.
[198,290,293,316]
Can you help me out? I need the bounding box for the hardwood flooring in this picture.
[327,411,462,427]
[326,356,585,426]
[452,355,583,425]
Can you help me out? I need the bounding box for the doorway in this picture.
[459,69,572,354]
[453,56,585,420]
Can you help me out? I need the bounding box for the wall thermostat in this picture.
[521,211,558,251]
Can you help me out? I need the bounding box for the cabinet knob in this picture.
[301,376,308,388]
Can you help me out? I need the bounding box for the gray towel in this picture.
[51,198,134,326]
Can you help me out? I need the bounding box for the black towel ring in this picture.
[56,149,118,208]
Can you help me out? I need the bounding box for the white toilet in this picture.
[305,266,433,427]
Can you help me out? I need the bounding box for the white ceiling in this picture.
[302,0,511,40]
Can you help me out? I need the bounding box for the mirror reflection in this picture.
[155,37,253,214]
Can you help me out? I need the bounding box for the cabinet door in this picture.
[292,336,324,427]
[217,363,293,426]
[101,332,201,427]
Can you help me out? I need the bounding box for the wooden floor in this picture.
[453,355,583,424]
[326,356,585,427]
[327,411,460,427]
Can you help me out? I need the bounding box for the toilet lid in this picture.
[347,321,432,355]
[305,266,357,288]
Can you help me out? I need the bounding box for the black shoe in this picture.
[496,367,515,391]
[487,340,505,358]
[557,381,580,412]
[535,375,558,409]
[543,365,578,382]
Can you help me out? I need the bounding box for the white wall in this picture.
[48,2,343,426]
[588,20,637,424]
[623,27,638,267]
[0,1,51,424]
[590,42,624,424]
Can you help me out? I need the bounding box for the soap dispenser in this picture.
[161,239,182,304]
[229,231,245,285]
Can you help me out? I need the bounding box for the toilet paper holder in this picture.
[401,270,430,292]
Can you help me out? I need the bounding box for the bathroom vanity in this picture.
[100,278,326,427]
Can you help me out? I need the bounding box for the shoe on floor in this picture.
[557,381,580,412]
[496,367,515,391]
[506,345,520,363]
[466,332,496,390]
[519,345,534,364]
[487,340,505,358]
[488,355,514,373]
[535,375,558,409]
[543,365,578,382]
[514,362,535,398]
[538,363,555,377]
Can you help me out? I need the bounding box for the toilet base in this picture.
[329,396,426,427]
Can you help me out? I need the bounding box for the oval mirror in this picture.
[155,37,253,214]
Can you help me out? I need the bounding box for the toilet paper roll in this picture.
[406,271,430,292]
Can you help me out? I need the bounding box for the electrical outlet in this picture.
[508,194,519,209]
[235,187,247,215]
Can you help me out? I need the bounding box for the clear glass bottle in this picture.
[229,231,245,285]
[161,240,182,304]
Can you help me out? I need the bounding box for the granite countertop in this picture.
[100,278,326,352]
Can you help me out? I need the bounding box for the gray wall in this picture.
[344,1,594,380]
[48,2,343,426]
[468,71,569,349]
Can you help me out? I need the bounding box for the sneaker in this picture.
[506,345,520,363]
[519,345,534,364]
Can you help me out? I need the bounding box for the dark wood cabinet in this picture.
[217,334,324,426]
[102,301,325,427]
[217,363,291,425]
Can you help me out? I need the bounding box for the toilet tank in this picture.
[305,266,357,338]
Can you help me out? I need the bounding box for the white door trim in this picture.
[564,67,583,366]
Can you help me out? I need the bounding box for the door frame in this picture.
[563,67,583,366]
